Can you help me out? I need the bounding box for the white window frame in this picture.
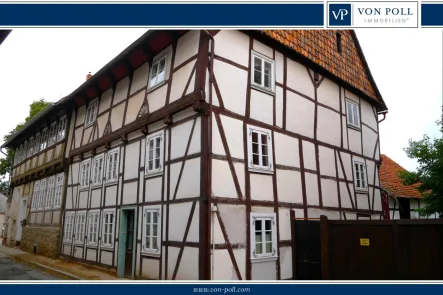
[142,206,161,255]
[250,212,278,262]
[353,159,368,191]
[38,178,47,210]
[57,115,68,142]
[346,99,360,129]
[53,173,64,208]
[247,125,274,174]
[80,159,91,189]
[63,212,75,243]
[250,51,275,94]
[48,121,58,147]
[145,131,164,177]
[74,212,87,245]
[105,148,120,184]
[86,210,100,246]
[101,209,115,248]
[40,128,49,151]
[85,101,98,127]
[31,180,40,211]
[148,51,168,90]
[45,176,56,210]
[91,154,105,187]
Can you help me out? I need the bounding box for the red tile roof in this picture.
[380,154,422,199]
[262,30,386,111]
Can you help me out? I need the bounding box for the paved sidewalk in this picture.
[0,245,126,280]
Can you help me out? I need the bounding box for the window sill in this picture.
[248,167,274,175]
[355,189,369,194]
[100,244,114,250]
[79,186,89,192]
[145,171,164,179]
[63,241,72,245]
[84,122,95,129]
[251,256,278,263]
[141,251,161,258]
[86,244,98,248]
[104,180,118,187]
[147,80,166,94]
[91,183,103,189]
[347,124,361,132]
[250,84,275,96]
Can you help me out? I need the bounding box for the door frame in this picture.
[15,197,28,241]
[117,205,137,279]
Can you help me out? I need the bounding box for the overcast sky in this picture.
[0,29,441,172]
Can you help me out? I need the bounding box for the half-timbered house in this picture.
[49,29,387,280]
[379,154,440,220]
[1,99,72,257]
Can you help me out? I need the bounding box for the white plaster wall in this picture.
[124,142,140,180]
[348,128,362,155]
[218,204,246,245]
[213,30,250,68]
[130,62,149,95]
[219,115,244,160]
[250,174,273,202]
[76,106,86,127]
[100,250,113,266]
[362,125,378,158]
[125,90,145,124]
[113,77,130,106]
[286,59,314,98]
[90,189,101,208]
[141,257,159,279]
[275,51,284,84]
[211,160,239,199]
[275,86,284,128]
[317,78,340,111]
[360,99,378,131]
[274,132,299,167]
[321,179,339,208]
[168,202,195,242]
[286,91,315,139]
[356,193,370,210]
[170,118,200,160]
[250,89,273,126]
[147,84,167,112]
[110,103,125,131]
[339,182,353,209]
[253,39,273,59]
[319,146,336,177]
[251,260,277,280]
[278,208,291,241]
[175,30,200,68]
[104,185,117,207]
[305,173,319,206]
[99,88,113,114]
[213,249,246,280]
[280,247,293,279]
[172,158,200,200]
[302,141,317,171]
[122,182,137,205]
[78,191,88,209]
[144,176,162,202]
[317,106,341,147]
[276,170,303,203]
[169,60,196,103]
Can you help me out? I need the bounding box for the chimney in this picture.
[86,72,92,81]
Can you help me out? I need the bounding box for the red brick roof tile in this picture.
[380,154,422,199]
[262,30,386,111]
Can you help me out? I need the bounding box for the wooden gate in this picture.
[291,215,443,280]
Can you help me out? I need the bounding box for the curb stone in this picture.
[12,255,82,280]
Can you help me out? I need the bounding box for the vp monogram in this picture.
[332,9,349,20]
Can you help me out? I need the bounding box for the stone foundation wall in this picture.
[20,226,61,258]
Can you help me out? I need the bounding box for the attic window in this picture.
[336,33,342,54]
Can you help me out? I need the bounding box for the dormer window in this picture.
[57,115,67,141]
[85,101,98,127]
[148,54,167,90]
[48,122,58,146]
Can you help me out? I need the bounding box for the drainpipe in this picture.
[203,30,215,280]
[377,111,387,123]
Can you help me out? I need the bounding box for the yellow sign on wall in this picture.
[360,238,370,246]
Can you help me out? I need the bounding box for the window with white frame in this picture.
[87,211,99,246]
[353,160,367,191]
[149,54,167,89]
[75,212,86,244]
[102,210,115,247]
[91,154,104,186]
[142,207,161,253]
[34,133,41,154]
[63,213,75,242]
[85,101,98,127]
[31,180,40,211]
[251,51,275,93]
[106,148,119,183]
[346,100,360,128]
[57,116,67,141]
[145,131,164,175]
[27,137,34,157]
[250,213,278,260]
[45,176,55,209]
[38,178,47,210]
[53,173,64,208]
[48,122,58,146]
[247,125,274,173]
[40,128,48,151]
[80,159,91,188]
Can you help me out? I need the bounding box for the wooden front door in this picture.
[124,210,135,277]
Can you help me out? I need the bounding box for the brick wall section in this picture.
[20,226,60,258]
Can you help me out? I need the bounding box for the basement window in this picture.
[247,125,274,174]
[250,212,278,262]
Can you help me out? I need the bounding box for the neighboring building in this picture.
[53,29,387,280]
[0,192,6,239]
[1,100,73,257]
[379,154,439,220]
